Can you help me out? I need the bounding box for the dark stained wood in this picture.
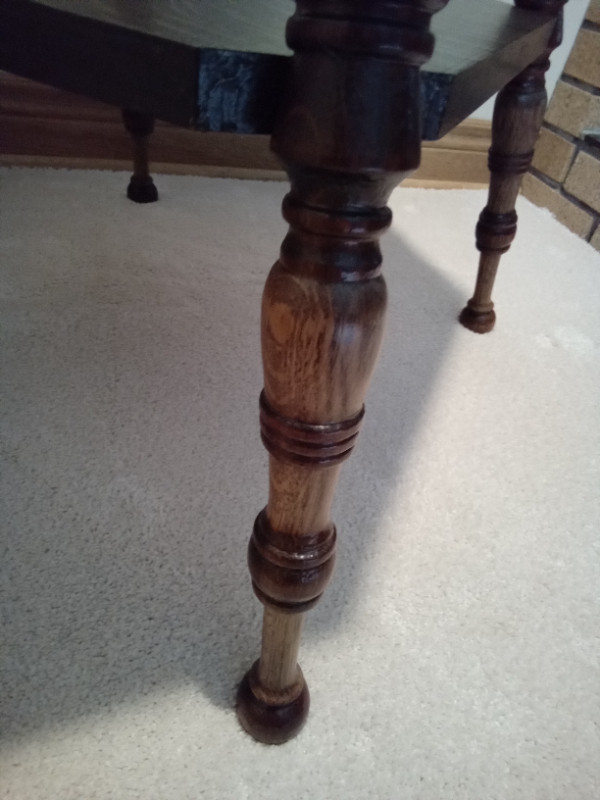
[0,0,200,128]
[0,0,556,139]
[424,0,556,137]
[460,0,567,333]
[121,109,158,203]
[235,0,449,745]
[0,0,568,745]
[22,0,293,54]
[236,659,310,746]
[0,73,494,186]
[0,72,288,177]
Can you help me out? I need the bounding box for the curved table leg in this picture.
[459,1,566,334]
[236,0,448,745]
[121,108,158,204]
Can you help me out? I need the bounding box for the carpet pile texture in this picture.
[1,168,599,799]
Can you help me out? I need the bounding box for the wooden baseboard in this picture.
[0,72,491,187]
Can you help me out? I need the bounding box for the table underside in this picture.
[0,0,556,140]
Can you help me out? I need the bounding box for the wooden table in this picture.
[0,0,566,743]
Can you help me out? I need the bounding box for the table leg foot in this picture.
[236,660,309,745]
[126,176,158,204]
[459,302,496,334]
[122,108,158,204]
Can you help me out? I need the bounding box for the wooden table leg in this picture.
[236,0,448,745]
[459,0,567,333]
[121,108,158,204]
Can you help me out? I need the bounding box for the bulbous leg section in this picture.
[236,660,309,745]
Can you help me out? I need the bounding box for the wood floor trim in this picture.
[0,72,491,187]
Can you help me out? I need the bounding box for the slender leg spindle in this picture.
[121,108,158,204]
[236,0,448,744]
[459,0,567,333]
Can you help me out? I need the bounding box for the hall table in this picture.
[0,0,567,743]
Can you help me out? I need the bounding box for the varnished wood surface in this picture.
[18,0,551,71]
[460,0,566,333]
[1,0,556,138]
[0,72,491,186]
[235,0,450,745]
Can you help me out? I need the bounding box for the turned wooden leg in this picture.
[460,1,566,333]
[236,0,448,744]
[121,108,158,204]
[236,222,387,743]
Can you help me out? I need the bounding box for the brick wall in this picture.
[522,0,600,251]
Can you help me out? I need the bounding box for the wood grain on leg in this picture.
[236,0,448,744]
[460,0,567,333]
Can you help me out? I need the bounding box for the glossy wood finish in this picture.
[0,0,569,745]
[460,0,567,333]
[235,0,448,745]
[121,109,158,204]
[0,0,556,140]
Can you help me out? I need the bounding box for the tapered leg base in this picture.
[459,302,496,334]
[126,175,158,204]
[236,660,309,744]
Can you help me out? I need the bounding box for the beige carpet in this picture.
[1,167,599,799]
